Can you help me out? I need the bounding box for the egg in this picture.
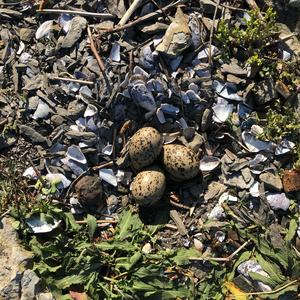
[161,144,199,181]
[131,167,166,206]
[129,127,163,170]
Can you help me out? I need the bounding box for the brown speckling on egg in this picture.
[161,144,199,181]
[129,127,163,170]
[131,167,166,206]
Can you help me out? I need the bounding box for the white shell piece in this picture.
[249,181,260,197]
[23,167,38,178]
[275,139,295,155]
[238,260,272,292]
[58,14,73,33]
[66,145,87,164]
[99,169,117,187]
[197,45,219,60]
[156,108,166,124]
[35,20,54,39]
[17,41,25,55]
[200,156,220,171]
[207,205,225,220]
[282,50,291,61]
[109,42,121,62]
[102,144,113,155]
[213,80,243,101]
[242,131,273,153]
[212,100,233,123]
[26,215,60,233]
[19,52,32,64]
[133,66,149,78]
[32,100,51,120]
[84,104,98,117]
[45,173,71,189]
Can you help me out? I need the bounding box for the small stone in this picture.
[50,114,66,126]
[259,172,283,191]
[65,130,97,144]
[266,193,290,211]
[21,269,41,300]
[36,293,55,300]
[282,169,300,192]
[19,125,50,145]
[227,74,246,85]
[221,63,247,77]
[61,16,87,48]
[75,176,103,208]
[254,78,277,105]
[67,100,86,119]
[19,28,35,42]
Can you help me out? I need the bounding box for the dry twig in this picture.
[36,9,115,19]
[118,0,144,26]
[50,76,94,85]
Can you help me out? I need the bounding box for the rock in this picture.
[19,125,50,145]
[65,130,97,144]
[221,63,247,77]
[0,218,33,300]
[259,172,283,191]
[61,16,87,48]
[36,293,55,300]
[156,7,191,56]
[27,96,39,111]
[50,114,66,126]
[19,28,35,43]
[67,100,86,119]
[75,176,103,208]
[277,23,300,55]
[227,74,246,85]
[282,169,300,192]
[266,193,290,211]
[21,269,42,300]
[254,78,277,105]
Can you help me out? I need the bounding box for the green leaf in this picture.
[115,252,142,271]
[116,208,143,240]
[64,212,80,232]
[169,247,201,265]
[256,253,286,285]
[52,274,87,289]
[285,218,298,242]
[248,272,277,288]
[95,240,136,252]
[85,214,97,240]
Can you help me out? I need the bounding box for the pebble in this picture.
[259,172,283,191]
[19,125,50,145]
[61,16,87,48]
[19,28,35,42]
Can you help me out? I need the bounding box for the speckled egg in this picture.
[161,144,199,181]
[129,127,163,170]
[131,167,166,206]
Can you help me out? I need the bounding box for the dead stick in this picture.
[208,0,219,66]
[104,0,188,34]
[170,200,191,210]
[92,161,114,170]
[87,26,112,93]
[36,9,115,19]
[189,241,250,261]
[118,0,144,26]
[50,76,94,85]
[76,219,117,224]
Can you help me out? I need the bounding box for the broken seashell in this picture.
[200,156,220,171]
[23,167,38,179]
[275,139,295,155]
[242,131,273,153]
[213,80,243,101]
[212,99,233,123]
[84,104,98,117]
[32,100,51,120]
[109,42,121,62]
[99,169,117,187]
[26,215,61,233]
[45,173,71,189]
[66,145,87,164]
[249,181,260,197]
[35,20,54,40]
[58,14,73,33]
